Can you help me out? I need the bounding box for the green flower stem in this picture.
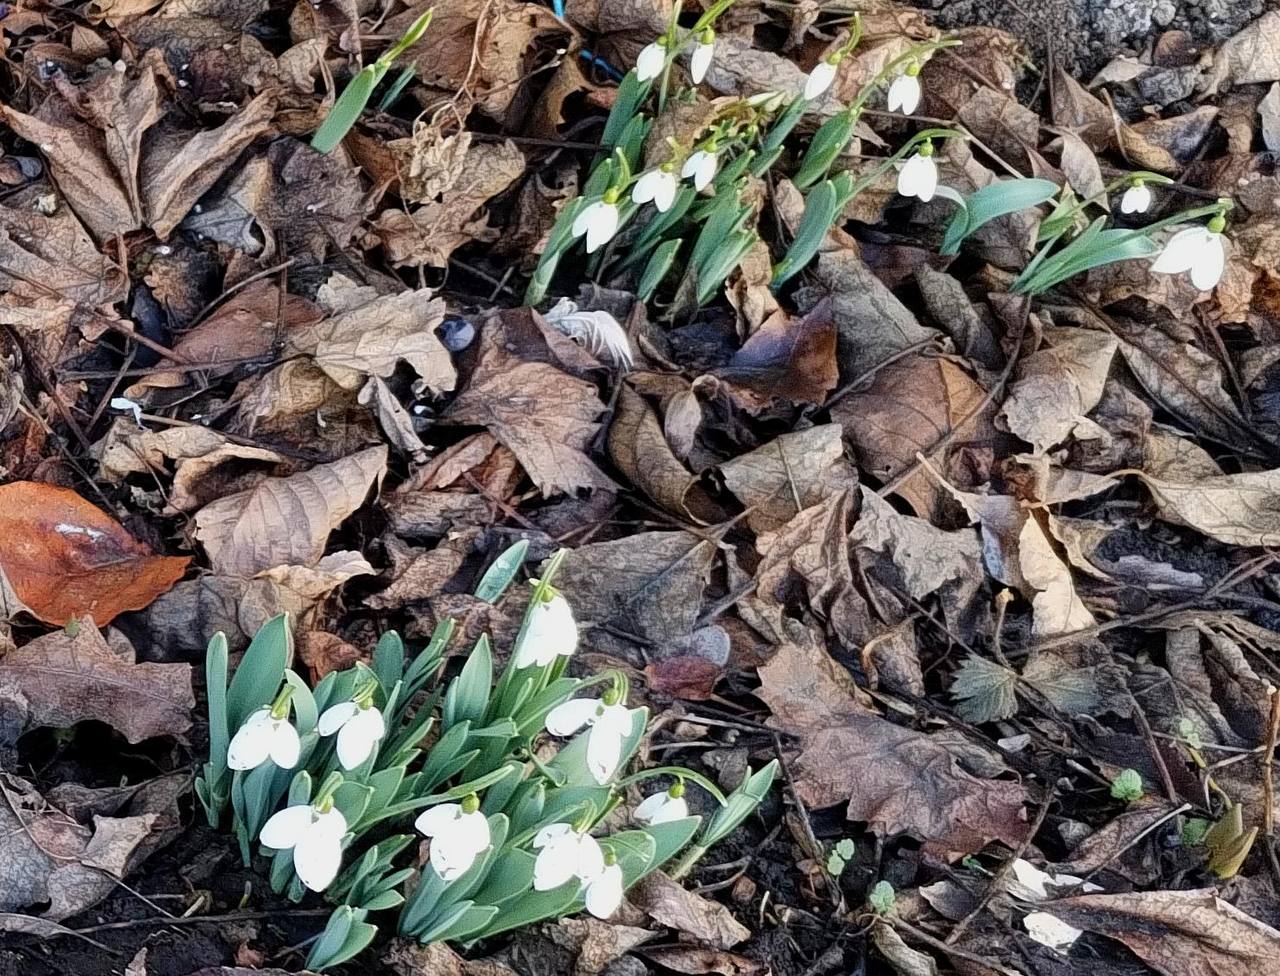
[615,765,728,805]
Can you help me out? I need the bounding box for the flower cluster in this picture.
[197,544,776,972]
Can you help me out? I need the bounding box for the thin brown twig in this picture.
[771,733,845,911]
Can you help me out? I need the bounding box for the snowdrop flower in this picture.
[512,591,579,667]
[318,697,385,770]
[545,694,635,784]
[634,783,688,825]
[1120,181,1152,214]
[896,143,938,202]
[415,796,491,881]
[690,30,714,85]
[572,196,621,254]
[260,801,347,892]
[886,64,922,115]
[584,856,624,918]
[532,822,605,890]
[1151,217,1226,291]
[803,58,838,101]
[632,165,679,213]
[681,148,719,192]
[227,704,300,771]
[636,39,667,82]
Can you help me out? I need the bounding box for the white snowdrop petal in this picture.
[1190,234,1225,290]
[690,42,713,84]
[572,201,602,239]
[317,700,359,736]
[653,173,677,211]
[533,822,572,849]
[268,721,301,770]
[415,803,461,837]
[1120,184,1151,214]
[546,697,601,736]
[633,792,669,822]
[897,154,938,202]
[887,74,921,114]
[534,841,578,890]
[576,834,606,881]
[636,42,665,82]
[294,830,343,892]
[632,171,660,204]
[585,863,624,918]
[1151,227,1205,274]
[587,724,624,784]
[804,60,836,100]
[584,204,619,254]
[226,718,273,771]
[455,811,492,853]
[516,595,579,667]
[313,807,348,838]
[650,795,689,824]
[336,718,374,770]
[260,805,314,850]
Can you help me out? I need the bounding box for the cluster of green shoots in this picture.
[517,7,1235,309]
[197,541,775,971]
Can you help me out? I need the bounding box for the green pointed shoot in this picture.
[770,178,840,288]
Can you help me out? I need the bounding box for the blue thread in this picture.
[549,1,623,80]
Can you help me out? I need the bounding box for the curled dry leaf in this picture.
[0,618,193,746]
[1204,11,1280,92]
[1137,468,1280,548]
[193,445,388,577]
[713,300,838,410]
[0,481,189,626]
[630,871,750,950]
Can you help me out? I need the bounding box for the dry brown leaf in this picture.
[0,481,188,626]
[1138,469,1280,547]
[128,575,307,659]
[1050,65,1113,149]
[1047,888,1280,976]
[1118,106,1218,174]
[630,871,750,949]
[193,446,388,577]
[755,490,871,648]
[720,425,857,535]
[758,636,1028,857]
[554,532,715,644]
[384,940,518,976]
[550,916,655,976]
[0,619,193,746]
[871,923,939,976]
[713,300,837,410]
[286,288,455,394]
[1205,11,1280,92]
[999,327,1118,454]
[639,946,766,976]
[831,355,998,520]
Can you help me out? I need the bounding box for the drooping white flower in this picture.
[1151,224,1226,291]
[804,59,837,101]
[584,860,624,918]
[415,802,491,881]
[681,149,719,192]
[545,697,635,784]
[317,700,386,770]
[896,151,938,202]
[532,822,605,890]
[633,788,688,825]
[636,41,666,82]
[886,71,922,114]
[227,706,301,772]
[1120,183,1152,214]
[690,38,714,85]
[512,592,579,668]
[632,167,679,213]
[260,802,347,892]
[572,199,620,254]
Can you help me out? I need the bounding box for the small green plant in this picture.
[868,880,896,915]
[199,542,776,970]
[825,837,856,876]
[311,9,433,154]
[1109,768,1144,803]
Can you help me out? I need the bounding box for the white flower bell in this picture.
[804,59,837,101]
[634,785,689,825]
[681,149,719,192]
[1120,182,1152,214]
[415,797,491,881]
[317,699,386,770]
[631,167,679,213]
[636,40,666,82]
[260,802,347,892]
[1151,218,1226,291]
[572,198,620,254]
[532,822,605,890]
[227,705,300,772]
[545,695,635,784]
[886,65,922,115]
[896,145,938,202]
[512,591,579,668]
[690,31,714,84]
[584,859,624,918]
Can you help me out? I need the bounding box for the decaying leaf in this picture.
[1138,469,1280,547]
[713,300,838,410]
[0,619,192,746]
[193,446,387,577]
[630,871,749,950]
[0,481,189,626]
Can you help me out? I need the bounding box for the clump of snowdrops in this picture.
[526,5,1236,312]
[197,542,776,971]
